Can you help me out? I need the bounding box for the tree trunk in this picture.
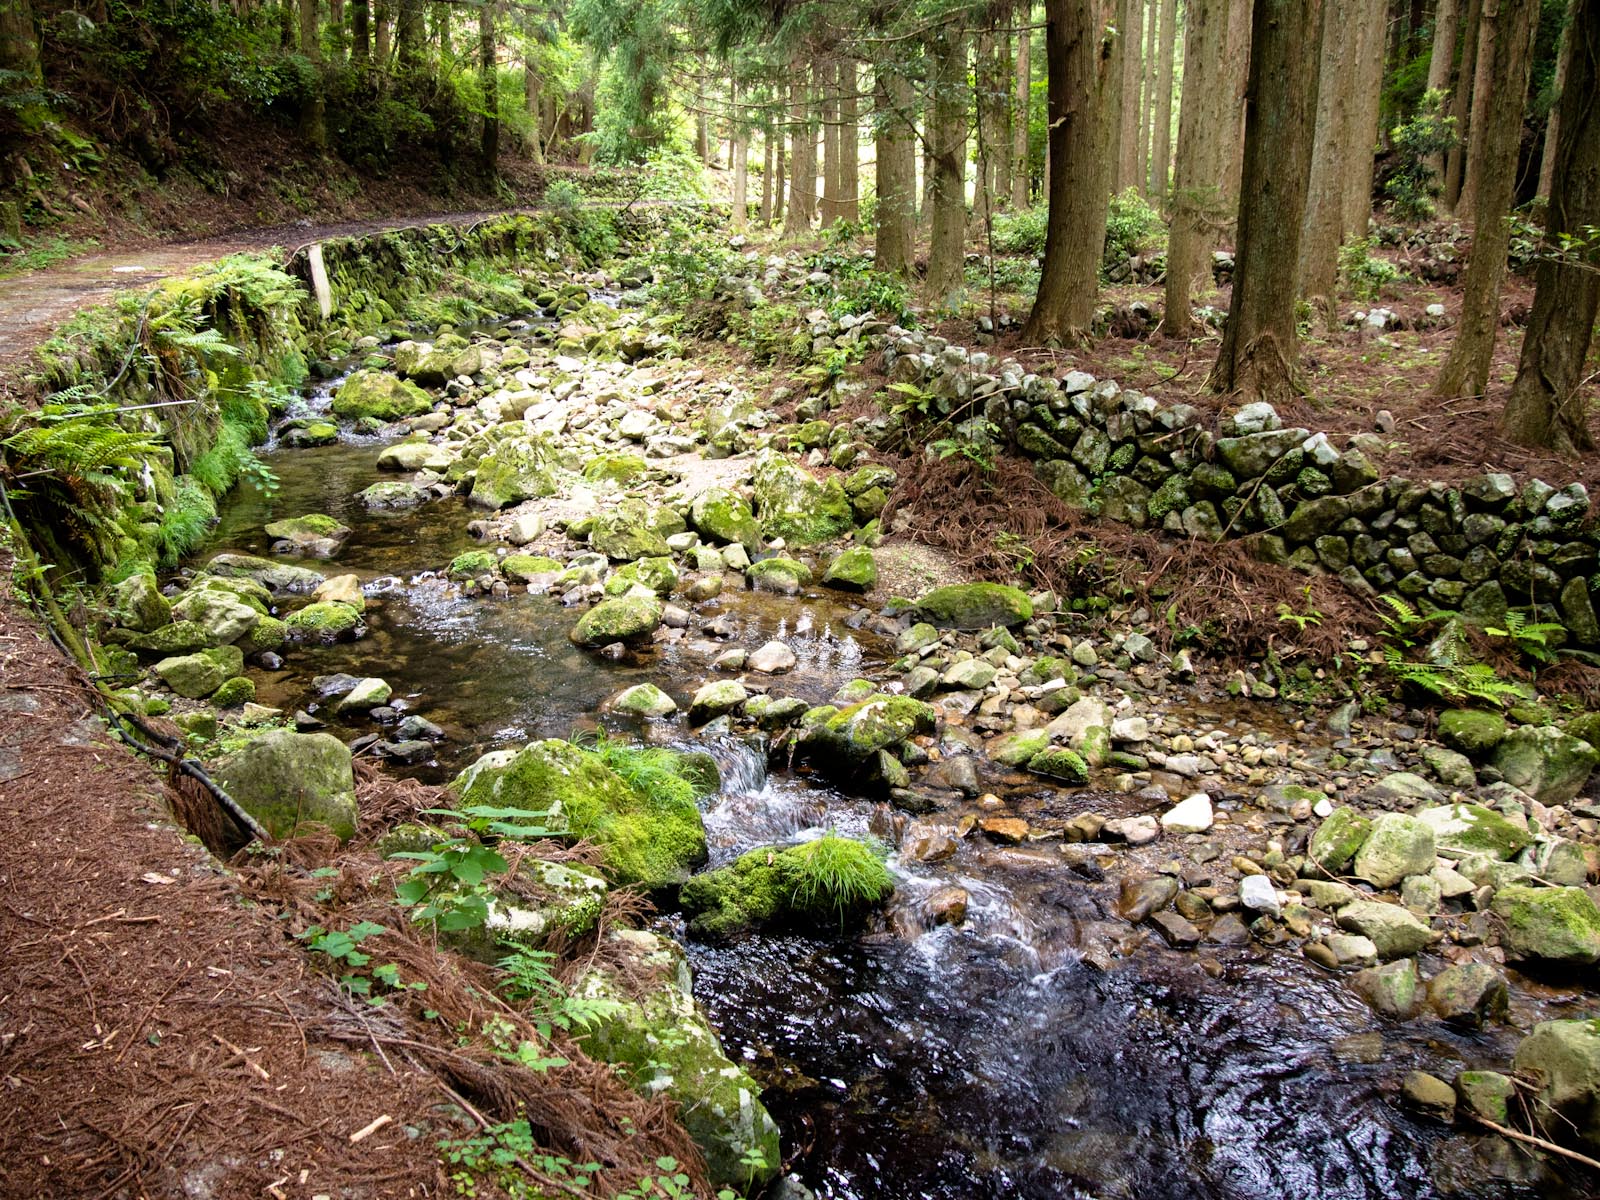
[374,0,391,65]
[351,0,370,62]
[821,57,843,227]
[1503,0,1598,450]
[1457,0,1502,222]
[1433,0,1539,398]
[774,130,788,228]
[299,0,327,148]
[328,0,345,62]
[1340,0,1386,237]
[1444,0,1482,209]
[1300,0,1363,307]
[1424,0,1461,184]
[975,25,1004,224]
[840,59,860,222]
[1022,0,1119,343]
[1117,0,1144,191]
[0,0,40,85]
[925,26,969,306]
[479,0,498,173]
[1151,0,1176,201]
[1205,0,1325,403]
[396,0,422,70]
[785,67,818,234]
[1162,0,1230,336]
[1536,0,1576,203]
[1222,0,1252,204]
[523,26,543,161]
[1141,0,1157,192]
[875,65,918,275]
[1014,4,1033,207]
[761,132,774,224]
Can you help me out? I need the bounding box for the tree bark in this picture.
[761,131,774,224]
[1444,0,1482,209]
[396,0,423,71]
[1340,0,1386,237]
[1014,4,1033,207]
[1205,0,1325,403]
[925,26,969,306]
[298,0,327,148]
[374,0,391,66]
[1117,0,1144,191]
[1300,0,1363,307]
[1457,0,1503,222]
[1163,0,1230,336]
[0,0,40,85]
[1536,0,1576,203]
[784,65,817,235]
[774,127,788,228]
[479,0,498,173]
[1151,0,1176,201]
[1433,0,1539,398]
[523,21,543,161]
[351,0,370,62]
[1222,0,1252,204]
[1424,0,1461,184]
[874,64,918,276]
[1141,0,1157,193]
[821,57,844,227]
[840,59,860,222]
[1022,0,1119,343]
[1502,0,1596,449]
[731,79,749,231]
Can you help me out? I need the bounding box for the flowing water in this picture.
[196,397,1579,1200]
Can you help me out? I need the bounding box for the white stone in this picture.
[1110,716,1150,744]
[1161,793,1214,835]
[1240,874,1281,917]
[748,640,798,674]
[1313,797,1335,818]
[1047,696,1111,744]
[508,513,545,545]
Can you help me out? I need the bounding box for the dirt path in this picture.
[0,208,540,377]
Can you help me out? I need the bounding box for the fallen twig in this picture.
[1469,1113,1600,1172]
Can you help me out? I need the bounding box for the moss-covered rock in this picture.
[1307,807,1373,874]
[575,930,780,1192]
[168,587,261,646]
[330,369,434,422]
[604,556,678,597]
[444,859,610,963]
[212,729,358,841]
[239,615,288,654]
[501,554,563,582]
[914,582,1034,630]
[747,556,812,595]
[211,675,256,708]
[205,553,325,592]
[569,594,663,646]
[154,645,245,698]
[1414,803,1533,861]
[263,513,352,557]
[128,620,215,656]
[1027,746,1089,783]
[680,835,895,943]
[1437,709,1508,757]
[447,549,501,579]
[1493,725,1600,804]
[689,487,761,549]
[1352,813,1436,889]
[751,450,854,545]
[589,498,673,561]
[583,453,649,484]
[989,728,1051,767]
[805,694,936,763]
[447,739,707,889]
[1512,1019,1600,1151]
[358,480,428,510]
[689,680,748,723]
[108,572,171,632]
[1493,885,1600,966]
[821,546,877,592]
[469,435,560,510]
[610,683,678,718]
[283,601,363,641]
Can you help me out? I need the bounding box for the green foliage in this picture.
[991,207,1048,257]
[1483,610,1566,668]
[572,730,697,812]
[1339,239,1404,301]
[785,834,894,923]
[298,920,425,1000]
[1385,90,1456,221]
[496,946,627,1040]
[441,1123,738,1200]
[1375,596,1533,707]
[392,805,556,932]
[1275,585,1324,632]
[732,302,810,364]
[1103,188,1162,266]
[154,476,217,566]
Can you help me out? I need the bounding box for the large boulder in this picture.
[575,930,779,1192]
[1513,1019,1600,1151]
[447,739,707,889]
[1352,813,1436,889]
[689,487,761,550]
[1492,885,1600,966]
[1306,807,1373,875]
[1336,899,1434,960]
[821,546,877,592]
[1437,709,1508,757]
[680,835,895,942]
[589,498,672,560]
[1493,725,1600,805]
[804,695,937,763]
[468,436,559,510]
[212,730,358,841]
[751,450,854,545]
[153,646,244,698]
[108,572,171,632]
[330,370,434,422]
[205,553,324,593]
[168,587,261,647]
[263,513,352,557]
[393,337,482,385]
[569,594,663,647]
[1413,803,1533,861]
[913,583,1034,630]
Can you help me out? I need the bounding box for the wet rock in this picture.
[395,714,445,740]
[1160,793,1214,834]
[1513,1019,1600,1151]
[1307,807,1373,874]
[311,573,366,610]
[803,695,936,764]
[1046,696,1111,744]
[331,369,433,421]
[901,821,960,862]
[1353,813,1436,889]
[1351,957,1421,1018]
[1438,709,1507,757]
[681,835,894,941]
[1325,934,1378,968]
[570,594,664,647]
[747,557,812,595]
[1413,803,1532,861]
[1493,725,1600,805]
[913,583,1034,630]
[213,730,358,841]
[821,546,877,592]
[926,886,969,926]
[1103,814,1159,845]
[154,646,243,699]
[749,640,798,674]
[1336,900,1434,960]
[1426,962,1508,1028]
[334,677,391,713]
[1401,1071,1457,1122]
[1492,884,1600,966]
[1151,910,1202,947]
[1207,912,1252,945]
[205,552,325,592]
[284,601,363,642]
[358,480,428,510]
[981,817,1031,844]
[1027,747,1090,784]
[1454,1071,1516,1125]
[689,487,761,550]
[1119,875,1178,920]
[751,451,853,545]
[376,442,452,473]
[110,572,171,632]
[689,680,748,723]
[990,728,1050,766]
[611,683,677,718]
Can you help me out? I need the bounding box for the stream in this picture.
[190,370,1575,1200]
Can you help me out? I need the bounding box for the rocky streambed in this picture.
[94,283,1600,1199]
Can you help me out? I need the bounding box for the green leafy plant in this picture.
[786,834,894,923]
[1339,239,1404,301]
[1103,187,1163,267]
[497,946,626,1040]
[1483,610,1566,667]
[1385,89,1457,221]
[392,805,555,932]
[1276,585,1324,632]
[297,920,425,999]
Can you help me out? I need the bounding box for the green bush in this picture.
[1339,239,1404,301]
[1385,89,1456,222]
[1104,188,1162,264]
[992,207,1048,256]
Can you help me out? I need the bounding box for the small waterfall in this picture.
[699,732,769,797]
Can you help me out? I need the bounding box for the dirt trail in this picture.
[0,208,534,377]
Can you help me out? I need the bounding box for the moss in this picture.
[1027,747,1089,783]
[448,739,707,889]
[330,369,434,421]
[690,488,762,549]
[501,554,563,582]
[604,556,678,597]
[812,694,937,761]
[747,556,812,594]
[680,835,895,942]
[583,453,649,483]
[155,477,219,567]
[915,583,1034,630]
[239,615,287,654]
[751,451,855,546]
[283,601,363,641]
[570,594,664,646]
[212,675,256,708]
[821,546,877,592]
[263,513,349,541]
[448,550,502,579]
[469,435,560,510]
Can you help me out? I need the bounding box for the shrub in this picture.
[1104,187,1162,264]
[1385,89,1456,222]
[992,207,1048,256]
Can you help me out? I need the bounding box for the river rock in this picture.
[941,658,996,691]
[359,480,427,510]
[1324,934,1378,968]
[914,583,1034,630]
[449,739,707,889]
[681,835,893,941]
[689,680,748,723]
[206,552,325,592]
[110,572,171,632]
[748,557,812,594]
[1492,884,1600,966]
[1413,803,1532,860]
[926,886,969,926]
[334,677,391,713]
[1438,709,1507,757]
[1307,807,1373,874]
[375,441,451,473]
[311,573,366,610]
[749,640,798,674]
[1239,874,1281,917]
[1493,725,1600,805]
[575,930,780,1191]
[1027,747,1090,784]
[470,436,560,510]
[1045,696,1111,744]
[169,587,261,646]
[805,695,937,763]
[1160,793,1214,834]
[284,600,363,641]
[212,729,358,841]
[1102,814,1159,845]
[901,821,959,862]
[821,546,877,592]
[1513,1019,1600,1151]
[1150,910,1202,948]
[1358,771,1445,808]
[263,513,352,558]
[570,594,663,646]
[1401,1071,1457,1122]
[1353,813,1436,889]
[1350,957,1420,1019]
[1529,837,1591,887]
[689,487,761,549]
[153,646,244,698]
[982,817,1031,844]
[331,369,433,421]
[1426,962,1508,1028]
[1336,900,1434,959]
[751,450,853,545]
[611,683,677,718]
